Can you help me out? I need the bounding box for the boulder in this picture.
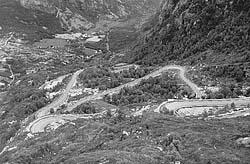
[236,137,250,148]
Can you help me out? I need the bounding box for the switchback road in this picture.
[66,65,202,112]
[27,65,199,133]
[26,65,250,133]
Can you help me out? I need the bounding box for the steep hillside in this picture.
[0,0,160,42]
[129,0,250,66]
[0,0,64,41]
[1,112,250,164]
[2,1,250,164]
[19,0,161,31]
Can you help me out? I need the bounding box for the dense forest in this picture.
[202,64,250,83]
[128,0,250,66]
[70,102,97,114]
[104,73,192,106]
[78,66,152,90]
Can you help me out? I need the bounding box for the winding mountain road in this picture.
[27,65,197,133]
[66,65,202,112]
[25,65,250,134]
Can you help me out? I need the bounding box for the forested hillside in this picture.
[129,0,250,66]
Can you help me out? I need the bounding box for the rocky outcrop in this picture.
[236,137,250,148]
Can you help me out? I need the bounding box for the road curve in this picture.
[35,69,84,118]
[26,64,250,134]
[26,112,106,133]
[154,97,250,114]
[177,66,202,98]
[27,65,200,133]
[66,65,202,112]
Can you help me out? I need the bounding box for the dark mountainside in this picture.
[129,0,250,66]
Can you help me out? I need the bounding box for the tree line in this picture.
[78,66,152,90]
[104,73,192,106]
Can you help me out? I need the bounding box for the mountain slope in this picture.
[0,0,160,42]
[129,0,250,66]
[0,0,64,41]
[19,0,161,31]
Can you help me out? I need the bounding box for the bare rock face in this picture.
[236,137,250,148]
[18,0,161,31]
